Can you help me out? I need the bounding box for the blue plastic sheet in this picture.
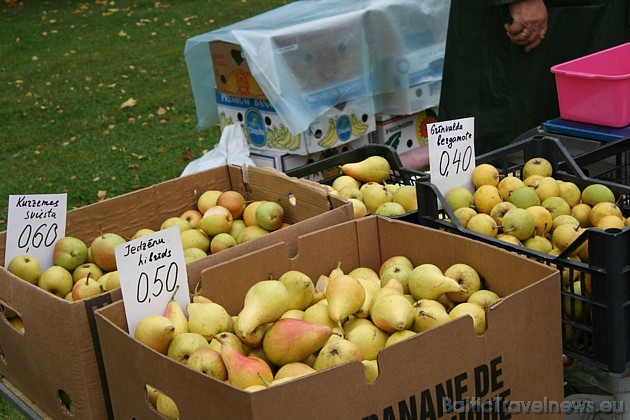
[185,0,450,134]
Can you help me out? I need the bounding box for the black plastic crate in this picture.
[412,135,630,374]
[286,144,429,220]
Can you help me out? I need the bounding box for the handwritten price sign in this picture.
[427,117,476,202]
[115,226,190,336]
[5,194,67,271]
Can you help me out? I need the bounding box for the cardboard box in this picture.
[216,90,375,155]
[0,164,352,419]
[95,216,563,419]
[249,135,370,181]
[376,80,442,116]
[210,41,267,100]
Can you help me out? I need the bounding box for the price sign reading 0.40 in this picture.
[115,226,190,336]
[427,117,476,199]
[5,194,67,271]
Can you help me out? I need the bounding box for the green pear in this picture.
[313,339,363,371]
[262,318,333,366]
[186,347,228,381]
[341,155,391,183]
[325,274,366,328]
[167,332,210,363]
[236,280,289,337]
[53,236,88,271]
[445,187,474,211]
[501,208,536,241]
[542,196,571,219]
[379,255,413,277]
[278,270,315,310]
[160,216,192,232]
[181,228,210,252]
[210,232,237,254]
[187,301,232,340]
[255,201,285,231]
[134,315,176,354]
[379,264,413,294]
[39,265,74,298]
[508,186,540,209]
[345,319,389,360]
[408,264,467,301]
[217,337,273,390]
[370,293,414,334]
[581,183,615,206]
[72,262,103,284]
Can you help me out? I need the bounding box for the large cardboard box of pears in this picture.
[95,216,564,419]
[0,164,352,419]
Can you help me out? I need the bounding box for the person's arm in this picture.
[504,0,548,52]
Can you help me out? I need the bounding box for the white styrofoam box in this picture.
[376,79,442,116]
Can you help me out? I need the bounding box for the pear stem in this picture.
[170,284,180,300]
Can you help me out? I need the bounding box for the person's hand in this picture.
[504,0,548,52]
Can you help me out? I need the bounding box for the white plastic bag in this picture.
[180,124,255,176]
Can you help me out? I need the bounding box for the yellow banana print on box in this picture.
[265,125,300,151]
[219,112,234,130]
[350,114,369,137]
[318,118,338,148]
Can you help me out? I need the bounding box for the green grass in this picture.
[0,0,291,416]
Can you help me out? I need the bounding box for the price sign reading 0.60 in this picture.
[438,145,474,178]
[17,223,59,254]
[136,262,179,304]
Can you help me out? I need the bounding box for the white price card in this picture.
[427,117,476,202]
[5,194,67,271]
[115,226,190,336]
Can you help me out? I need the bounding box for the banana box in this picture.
[216,90,375,155]
[369,108,437,159]
[376,79,442,116]
[210,41,267,100]
[249,135,370,181]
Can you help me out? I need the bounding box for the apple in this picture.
[53,236,88,271]
[39,266,74,298]
[7,255,41,284]
[91,232,126,272]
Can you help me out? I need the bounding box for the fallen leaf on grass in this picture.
[93,177,100,182]
[182,151,194,160]
[128,163,139,169]
[120,97,137,109]
[156,146,165,153]
[157,106,166,115]
[97,190,107,200]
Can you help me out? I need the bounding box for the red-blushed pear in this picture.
[90,232,126,272]
[160,216,191,233]
[7,255,41,285]
[236,225,269,244]
[180,228,210,252]
[180,209,203,230]
[53,236,88,271]
[216,336,273,390]
[242,200,266,227]
[216,190,246,219]
[449,302,487,335]
[313,338,363,371]
[39,265,74,298]
[210,232,237,254]
[72,262,103,284]
[471,163,500,188]
[186,347,228,381]
[199,205,233,236]
[164,289,189,335]
[134,315,176,354]
[196,189,223,214]
[131,228,155,240]
[262,318,333,366]
[167,332,210,363]
[255,201,284,231]
[72,273,104,301]
[522,157,553,179]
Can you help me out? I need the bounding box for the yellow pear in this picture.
[408,264,467,301]
[354,276,381,319]
[186,347,228,381]
[412,300,451,332]
[379,255,414,277]
[522,157,553,179]
[379,264,413,294]
[325,275,366,328]
[362,359,379,383]
[497,176,525,201]
[526,205,554,236]
[467,290,501,309]
[167,332,210,363]
[274,362,316,380]
[449,302,487,335]
[473,185,503,215]
[348,266,380,284]
[471,163,500,188]
[466,213,499,237]
[370,293,414,334]
[187,302,231,340]
[332,175,361,192]
[302,300,336,329]
[209,331,246,355]
[362,183,394,214]
[164,296,189,335]
[341,155,391,183]
[443,263,481,303]
[134,315,176,355]
[385,330,417,347]
[156,391,179,420]
[393,185,418,212]
[280,309,305,320]
[453,207,478,228]
[313,339,363,371]
[278,270,315,310]
[328,261,345,280]
[236,280,289,337]
[345,318,389,360]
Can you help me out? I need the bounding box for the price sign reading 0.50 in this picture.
[437,145,474,178]
[115,226,191,336]
[136,262,179,304]
[5,194,67,271]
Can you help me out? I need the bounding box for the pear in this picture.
[522,157,553,178]
[541,196,571,219]
[467,290,501,309]
[558,181,582,207]
[385,330,417,347]
[501,208,536,241]
[362,183,394,214]
[471,163,500,188]
[262,318,333,366]
[551,223,581,251]
[453,207,478,228]
[325,274,366,328]
[134,315,176,355]
[234,320,272,348]
[186,348,228,381]
[354,276,381,319]
[379,264,413,294]
[341,155,391,183]
[379,255,414,277]
[313,339,363,371]
[281,309,305,320]
[156,391,179,420]
[274,362,316,380]
[508,186,540,209]
[187,302,231,340]
[489,201,517,227]
[348,267,380,284]
[449,302,487,335]
[375,202,407,217]
[526,205,554,236]
[571,203,592,228]
[236,280,289,337]
[497,176,525,201]
[217,337,273,390]
[392,185,418,212]
[534,176,560,202]
[164,296,189,335]
[581,183,615,206]
[408,264,467,301]
[332,175,361,192]
[145,384,159,408]
[345,319,389,360]
[362,359,379,383]
[302,300,336,329]
[329,261,344,279]
[589,202,623,227]
[209,331,246,355]
[523,235,554,253]
[445,187,474,211]
[496,234,523,246]
[167,332,210,363]
[412,301,451,333]
[376,278,405,299]
[443,263,481,303]
[473,185,502,215]
[370,294,414,334]
[466,213,499,237]
[278,270,315,310]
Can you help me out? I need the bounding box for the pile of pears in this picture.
[320,155,418,218]
[134,256,500,418]
[444,157,629,318]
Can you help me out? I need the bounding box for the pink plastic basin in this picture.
[551,42,630,128]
